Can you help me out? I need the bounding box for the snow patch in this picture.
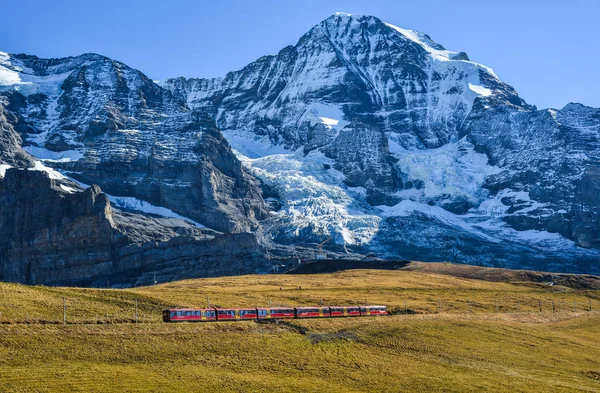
[388,137,501,204]
[28,161,66,180]
[59,184,77,193]
[223,129,292,159]
[468,83,493,97]
[384,22,498,78]
[23,146,84,162]
[109,196,206,228]
[376,200,499,242]
[0,164,12,178]
[302,102,348,131]
[0,54,71,96]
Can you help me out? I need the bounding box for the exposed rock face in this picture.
[462,103,600,249]
[0,169,270,287]
[0,169,119,284]
[0,52,268,233]
[0,12,599,283]
[0,93,35,167]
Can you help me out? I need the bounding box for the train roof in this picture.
[215,307,256,310]
[256,306,294,309]
[295,306,328,309]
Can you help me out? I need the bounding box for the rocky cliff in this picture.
[0,168,271,287]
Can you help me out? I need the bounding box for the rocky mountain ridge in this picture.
[0,12,599,285]
[165,13,600,273]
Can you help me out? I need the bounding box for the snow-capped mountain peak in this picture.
[1,13,599,282]
[163,14,600,272]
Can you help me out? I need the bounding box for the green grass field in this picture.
[0,264,599,392]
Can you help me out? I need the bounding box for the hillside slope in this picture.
[0,269,599,392]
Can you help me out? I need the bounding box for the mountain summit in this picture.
[1,13,599,286]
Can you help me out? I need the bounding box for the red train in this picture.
[163,305,387,322]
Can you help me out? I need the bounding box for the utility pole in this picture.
[552,300,555,313]
[495,300,498,313]
[63,297,66,326]
[589,298,593,312]
[135,298,138,324]
[539,300,542,313]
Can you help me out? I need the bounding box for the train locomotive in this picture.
[163,305,387,322]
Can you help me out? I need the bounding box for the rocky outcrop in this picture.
[0,93,35,167]
[0,168,122,284]
[0,169,270,287]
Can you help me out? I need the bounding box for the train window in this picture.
[170,312,176,318]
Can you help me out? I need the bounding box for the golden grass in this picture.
[0,269,599,392]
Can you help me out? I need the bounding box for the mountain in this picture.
[164,13,600,273]
[0,53,279,286]
[0,13,599,286]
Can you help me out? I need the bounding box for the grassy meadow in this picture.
[0,263,598,392]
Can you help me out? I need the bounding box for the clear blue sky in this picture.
[2,0,598,109]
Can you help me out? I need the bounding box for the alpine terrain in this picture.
[1,13,599,286]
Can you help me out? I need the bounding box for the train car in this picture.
[215,308,237,321]
[329,306,361,317]
[359,305,388,316]
[162,308,216,322]
[295,306,331,318]
[215,308,260,321]
[256,307,295,319]
[237,308,259,320]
